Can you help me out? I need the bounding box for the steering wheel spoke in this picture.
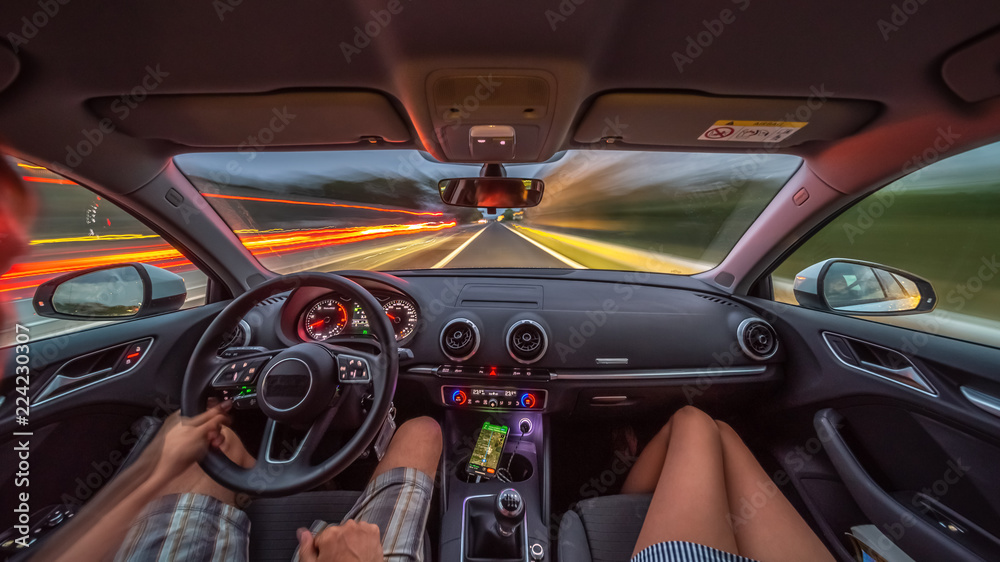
[318,335,384,353]
[256,405,338,469]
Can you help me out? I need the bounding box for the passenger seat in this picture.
[557,494,652,562]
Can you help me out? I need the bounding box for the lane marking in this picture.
[431,227,489,269]
[504,225,585,269]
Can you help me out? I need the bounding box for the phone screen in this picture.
[467,421,509,479]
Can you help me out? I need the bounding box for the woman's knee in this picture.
[671,405,716,425]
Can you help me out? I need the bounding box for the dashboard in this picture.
[244,271,784,417]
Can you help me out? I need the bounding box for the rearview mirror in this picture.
[792,259,936,315]
[33,263,188,320]
[438,178,544,208]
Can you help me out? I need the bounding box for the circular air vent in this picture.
[219,320,251,352]
[737,318,778,361]
[506,320,548,364]
[440,318,480,361]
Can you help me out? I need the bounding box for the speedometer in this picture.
[383,299,418,341]
[304,299,349,341]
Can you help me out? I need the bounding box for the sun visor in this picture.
[574,92,880,148]
[88,90,410,147]
[942,31,1000,103]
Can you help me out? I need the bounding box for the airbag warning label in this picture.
[698,120,806,143]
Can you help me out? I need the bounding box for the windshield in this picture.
[175,150,800,274]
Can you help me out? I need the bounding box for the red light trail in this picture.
[202,193,445,217]
[0,221,456,296]
[21,176,77,185]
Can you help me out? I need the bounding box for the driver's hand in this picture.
[296,520,383,562]
[143,400,233,485]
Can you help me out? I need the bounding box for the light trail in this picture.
[22,176,77,185]
[0,221,457,294]
[30,234,164,246]
[202,193,445,217]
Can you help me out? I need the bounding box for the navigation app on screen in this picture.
[467,422,509,478]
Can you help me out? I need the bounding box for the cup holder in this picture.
[455,452,533,483]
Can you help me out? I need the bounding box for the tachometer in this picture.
[383,299,418,341]
[304,299,349,341]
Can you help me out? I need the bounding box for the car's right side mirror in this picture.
[792,258,936,315]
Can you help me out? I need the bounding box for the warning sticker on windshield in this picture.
[698,120,807,143]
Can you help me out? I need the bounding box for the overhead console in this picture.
[574,91,881,148]
[426,69,559,162]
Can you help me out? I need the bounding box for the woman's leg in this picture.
[620,419,672,494]
[716,421,834,562]
[631,406,740,557]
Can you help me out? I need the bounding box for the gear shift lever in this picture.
[495,488,524,537]
[465,488,526,560]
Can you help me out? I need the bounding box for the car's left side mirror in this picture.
[792,258,936,315]
[33,263,187,321]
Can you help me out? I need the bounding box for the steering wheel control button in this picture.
[213,357,271,388]
[338,354,371,383]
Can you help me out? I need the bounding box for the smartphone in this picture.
[466,421,509,479]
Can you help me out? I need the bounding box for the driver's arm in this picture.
[28,402,233,562]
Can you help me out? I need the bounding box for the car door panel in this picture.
[740,298,1000,561]
[0,301,226,534]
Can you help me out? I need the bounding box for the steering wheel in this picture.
[181,272,398,497]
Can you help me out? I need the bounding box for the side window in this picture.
[772,140,1000,349]
[0,157,208,346]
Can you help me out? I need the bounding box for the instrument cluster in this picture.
[299,291,419,343]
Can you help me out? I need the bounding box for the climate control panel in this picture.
[441,385,546,411]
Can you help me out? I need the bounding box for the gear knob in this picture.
[494,488,524,537]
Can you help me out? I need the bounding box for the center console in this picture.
[438,407,550,561]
